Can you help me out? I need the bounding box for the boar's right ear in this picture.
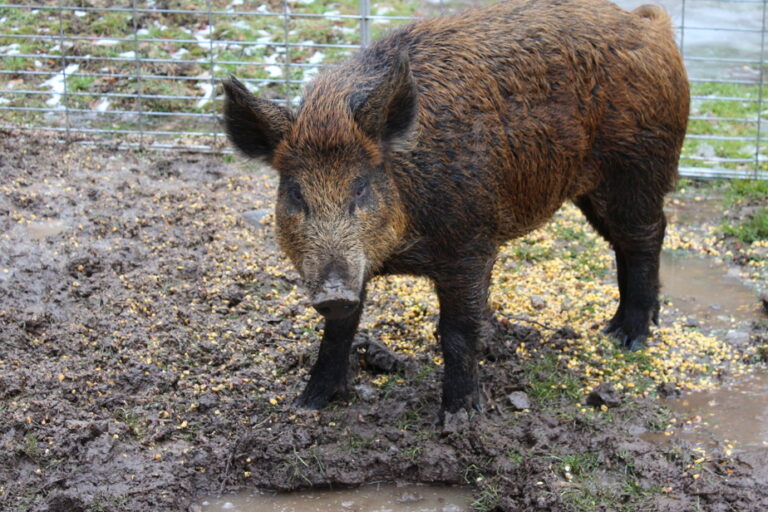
[350,51,418,151]
[222,76,294,164]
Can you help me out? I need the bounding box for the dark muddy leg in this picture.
[611,216,665,351]
[295,292,365,409]
[434,254,495,415]
[575,193,664,350]
[575,195,627,335]
[603,250,627,336]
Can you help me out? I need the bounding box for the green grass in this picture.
[724,178,768,204]
[525,353,583,403]
[722,207,768,243]
[718,179,768,243]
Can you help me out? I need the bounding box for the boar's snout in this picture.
[311,277,360,320]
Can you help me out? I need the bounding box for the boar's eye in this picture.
[285,182,307,213]
[350,177,371,213]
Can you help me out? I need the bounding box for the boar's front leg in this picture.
[434,253,495,415]
[295,293,364,409]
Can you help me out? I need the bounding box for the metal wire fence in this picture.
[0,0,767,179]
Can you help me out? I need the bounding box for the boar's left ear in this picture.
[222,76,294,165]
[351,51,418,151]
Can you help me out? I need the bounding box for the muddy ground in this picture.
[1,131,767,512]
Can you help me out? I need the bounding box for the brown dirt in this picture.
[1,131,767,512]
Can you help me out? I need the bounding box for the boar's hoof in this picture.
[294,380,349,410]
[606,327,646,352]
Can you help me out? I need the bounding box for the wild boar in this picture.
[223,0,689,414]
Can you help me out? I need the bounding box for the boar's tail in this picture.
[633,5,673,32]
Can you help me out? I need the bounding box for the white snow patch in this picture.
[262,53,283,78]
[74,10,86,17]
[196,75,216,109]
[118,51,136,59]
[94,98,110,112]
[302,67,319,82]
[307,51,325,65]
[40,64,79,107]
[1,43,20,56]
[93,39,120,47]
[34,60,42,68]
[230,20,250,31]
[193,25,228,50]
[324,10,342,21]
[171,48,190,60]
[0,97,11,105]
[136,28,150,36]
[256,4,272,14]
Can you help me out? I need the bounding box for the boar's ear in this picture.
[222,76,294,164]
[351,51,418,150]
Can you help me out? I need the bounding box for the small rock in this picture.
[586,383,622,408]
[243,208,272,228]
[395,491,423,503]
[353,384,376,400]
[530,295,547,310]
[656,382,681,398]
[197,393,218,412]
[188,505,202,512]
[507,391,531,411]
[354,339,402,374]
[724,330,750,347]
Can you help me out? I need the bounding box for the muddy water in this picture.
[199,484,473,512]
[653,373,768,451]
[653,250,768,451]
[659,251,761,331]
[25,219,68,240]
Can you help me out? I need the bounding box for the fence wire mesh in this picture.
[0,0,767,179]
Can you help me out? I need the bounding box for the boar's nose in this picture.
[311,279,360,320]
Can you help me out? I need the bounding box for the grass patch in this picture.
[526,353,583,404]
[722,207,768,243]
[724,179,768,205]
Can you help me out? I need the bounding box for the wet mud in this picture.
[1,132,767,512]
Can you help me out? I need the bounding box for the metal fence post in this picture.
[755,0,767,179]
[359,0,371,48]
[131,0,145,150]
[56,0,70,140]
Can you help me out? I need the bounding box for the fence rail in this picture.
[0,0,767,179]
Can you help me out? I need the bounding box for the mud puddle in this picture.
[660,251,762,331]
[651,251,768,452]
[654,372,768,451]
[198,484,473,512]
[25,219,69,239]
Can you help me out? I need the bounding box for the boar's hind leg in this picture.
[295,294,365,409]
[575,192,665,351]
[434,254,495,415]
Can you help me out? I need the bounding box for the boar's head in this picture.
[223,52,417,320]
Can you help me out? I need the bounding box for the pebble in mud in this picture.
[586,383,623,409]
[242,209,272,229]
[507,391,531,411]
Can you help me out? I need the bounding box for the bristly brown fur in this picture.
[223,0,690,415]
